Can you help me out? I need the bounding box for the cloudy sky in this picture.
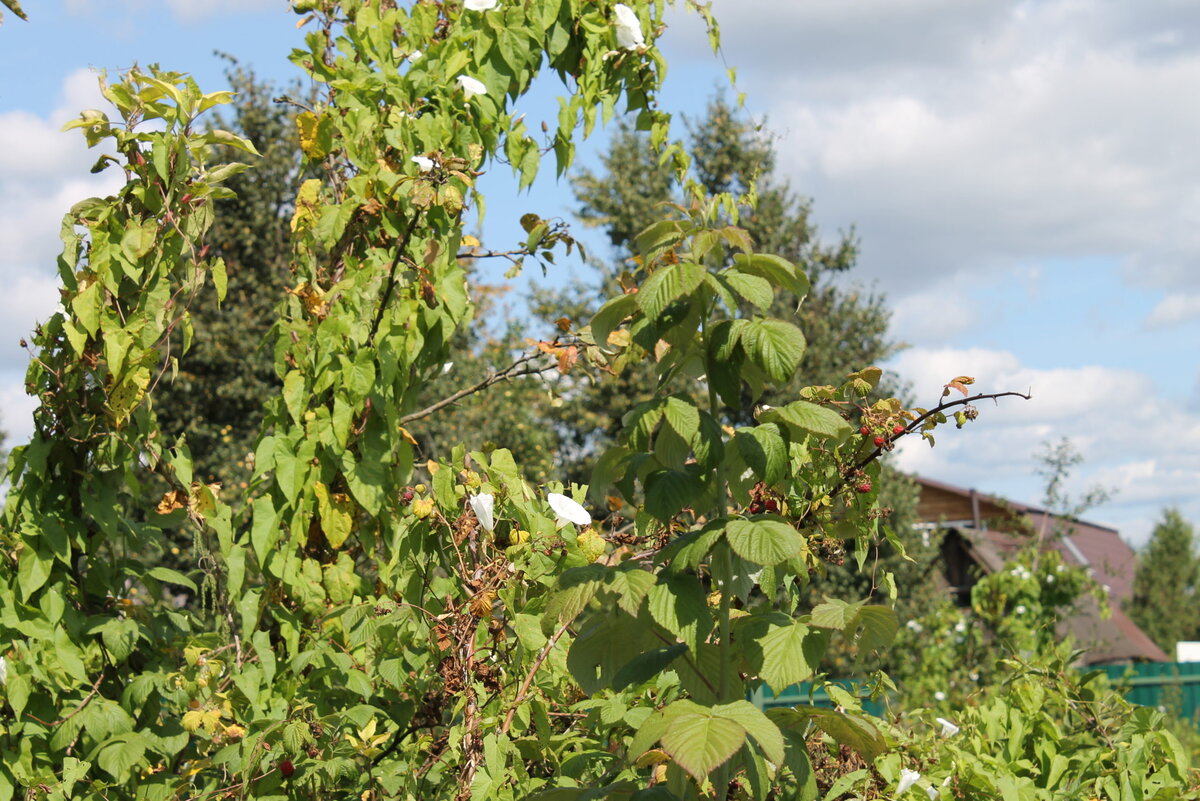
[1,0,1197,545]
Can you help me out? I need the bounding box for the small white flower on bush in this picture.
[968,670,980,681]
[934,691,946,702]
[469,493,495,532]
[1015,604,1027,615]
[1045,574,1055,584]
[411,155,434,172]
[548,493,591,526]
[935,717,960,737]
[906,619,923,633]
[897,769,922,795]
[1056,563,1066,573]
[953,620,966,633]
[464,0,498,9]
[407,50,423,63]
[612,3,645,49]
[456,75,487,99]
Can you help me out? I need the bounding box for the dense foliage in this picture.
[0,3,1192,801]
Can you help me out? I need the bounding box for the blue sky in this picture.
[2,0,1199,546]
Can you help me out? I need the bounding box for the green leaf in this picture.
[637,261,705,321]
[544,564,607,628]
[767,707,886,763]
[282,371,305,424]
[100,618,139,663]
[648,573,712,652]
[210,257,228,302]
[95,734,147,782]
[725,517,807,567]
[17,545,51,601]
[758,622,821,690]
[659,700,747,783]
[712,701,784,767]
[719,269,773,312]
[740,318,806,384]
[147,566,197,591]
[734,425,787,485]
[634,219,687,258]
[662,395,700,443]
[810,598,867,631]
[591,293,638,347]
[762,401,852,442]
[644,469,705,523]
[612,644,687,691]
[605,565,657,616]
[732,253,810,300]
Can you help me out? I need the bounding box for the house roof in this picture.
[913,476,1167,664]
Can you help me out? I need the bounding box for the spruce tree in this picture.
[1128,507,1200,655]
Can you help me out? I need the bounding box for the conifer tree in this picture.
[1128,507,1200,655]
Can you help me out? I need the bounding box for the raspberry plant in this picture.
[0,3,1027,800]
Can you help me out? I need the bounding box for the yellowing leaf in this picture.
[290,179,323,232]
[313,482,355,549]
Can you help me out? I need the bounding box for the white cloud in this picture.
[1145,293,1200,328]
[703,0,1200,297]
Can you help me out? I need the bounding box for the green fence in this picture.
[1097,661,1200,724]
[748,679,887,717]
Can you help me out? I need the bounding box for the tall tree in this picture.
[1128,507,1200,655]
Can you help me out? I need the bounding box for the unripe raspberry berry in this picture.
[856,482,872,494]
[873,436,886,447]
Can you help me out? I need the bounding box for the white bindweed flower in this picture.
[1015,604,1027,615]
[464,0,499,9]
[411,155,435,172]
[897,769,922,795]
[612,3,645,49]
[548,492,591,526]
[456,74,487,99]
[925,785,938,800]
[934,691,946,702]
[407,50,423,63]
[0,655,6,686]
[469,493,495,532]
[936,717,960,737]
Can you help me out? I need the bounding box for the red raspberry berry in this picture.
[873,436,886,447]
[748,502,764,515]
[763,499,779,513]
[860,425,870,436]
[279,759,295,778]
[400,489,414,504]
[856,482,872,494]
[893,423,905,435]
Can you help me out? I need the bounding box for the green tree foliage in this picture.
[0,4,1074,801]
[1128,507,1200,655]
[153,59,304,490]
[545,96,901,477]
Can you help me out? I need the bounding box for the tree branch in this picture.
[398,350,557,426]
